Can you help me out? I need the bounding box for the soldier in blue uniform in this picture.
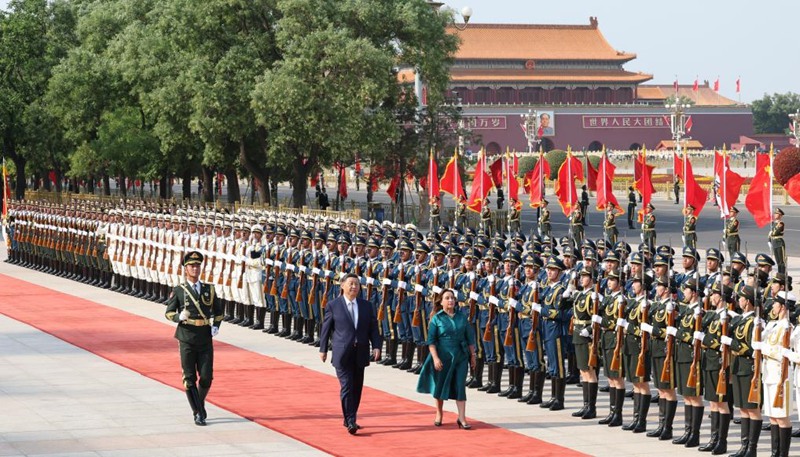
[539,257,572,411]
[517,253,546,404]
[407,242,430,373]
[497,250,523,399]
[478,249,503,394]
[391,239,414,370]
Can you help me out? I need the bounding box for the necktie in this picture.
[348,301,356,325]
[195,283,200,296]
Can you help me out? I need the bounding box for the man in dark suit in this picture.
[319,273,382,435]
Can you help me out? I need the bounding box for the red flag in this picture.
[310,172,319,188]
[2,158,9,221]
[338,164,348,200]
[489,157,504,188]
[673,79,678,91]
[354,156,361,174]
[467,150,493,212]
[683,155,708,216]
[427,150,439,199]
[528,154,551,208]
[783,173,800,206]
[714,151,746,217]
[713,78,720,92]
[684,116,693,133]
[586,157,598,192]
[673,152,684,182]
[554,151,584,216]
[440,151,466,200]
[386,175,401,202]
[634,148,654,221]
[507,153,519,201]
[735,78,741,93]
[692,78,699,92]
[745,155,773,228]
[595,153,621,212]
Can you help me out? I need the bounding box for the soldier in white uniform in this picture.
[762,291,794,456]
[246,224,266,329]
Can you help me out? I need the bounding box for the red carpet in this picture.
[0,273,586,457]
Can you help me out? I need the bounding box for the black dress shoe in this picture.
[347,422,358,435]
[194,413,206,426]
[343,420,361,430]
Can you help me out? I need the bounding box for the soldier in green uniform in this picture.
[480,201,492,236]
[569,206,583,251]
[672,278,704,447]
[724,206,740,262]
[598,269,626,427]
[769,208,786,274]
[429,196,441,232]
[539,199,551,238]
[683,205,698,249]
[642,203,656,255]
[508,198,521,233]
[647,274,678,440]
[571,268,599,419]
[165,251,224,426]
[627,186,637,229]
[604,204,618,244]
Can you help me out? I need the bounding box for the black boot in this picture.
[465,362,476,387]
[673,405,693,444]
[396,342,413,370]
[609,387,625,427]
[778,427,791,457]
[549,378,565,411]
[507,367,523,400]
[468,358,484,388]
[565,353,579,384]
[712,413,730,455]
[411,346,427,375]
[197,385,210,421]
[699,411,720,451]
[381,340,397,365]
[648,398,666,437]
[743,419,761,457]
[408,345,423,373]
[598,387,617,425]
[312,321,321,346]
[768,424,779,457]
[302,319,315,343]
[251,308,265,330]
[540,378,557,409]
[528,371,545,405]
[633,394,651,433]
[573,382,590,417]
[729,417,750,457]
[392,342,409,369]
[623,393,641,430]
[685,405,704,448]
[277,313,291,336]
[265,311,279,333]
[582,383,598,419]
[289,317,303,340]
[239,305,254,327]
[486,362,501,394]
[185,386,205,426]
[519,371,535,403]
[499,365,514,397]
[660,400,677,440]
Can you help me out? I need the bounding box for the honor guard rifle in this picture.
[588,278,601,368]
[748,264,763,404]
[504,277,519,347]
[393,261,407,324]
[526,282,540,352]
[483,274,497,342]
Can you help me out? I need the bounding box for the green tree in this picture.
[752,92,800,134]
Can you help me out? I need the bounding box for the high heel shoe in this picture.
[457,419,472,430]
[434,420,442,427]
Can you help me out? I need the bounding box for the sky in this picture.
[1,0,795,103]
[441,0,799,103]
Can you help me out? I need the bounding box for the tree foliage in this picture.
[752,92,800,134]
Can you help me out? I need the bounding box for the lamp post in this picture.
[666,100,691,226]
[522,109,543,222]
[790,110,800,147]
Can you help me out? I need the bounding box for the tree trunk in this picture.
[54,169,63,193]
[32,172,41,191]
[224,167,240,204]
[238,139,269,204]
[43,172,52,191]
[397,157,406,224]
[102,174,110,195]
[88,178,96,194]
[202,166,213,203]
[181,169,191,201]
[120,176,127,197]
[291,155,311,209]
[159,174,169,200]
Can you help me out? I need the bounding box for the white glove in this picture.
[666,326,678,337]
[366,277,375,285]
[754,318,765,328]
[693,307,703,317]
[782,348,793,359]
[211,326,219,337]
[489,296,500,306]
[414,284,424,293]
[751,341,762,351]
[312,267,321,275]
[591,315,603,324]
[532,303,542,313]
[323,269,332,277]
[768,241,773,250]
[432,286,443,295]
[509,298,519,309]
[469,291,480,301]
[704,288,710,297]
[666,302,674,313]
[265,258,274,266]
[487,274,496,284]
[616,318,627,328]
[398,281,408,290]
[721,240,727,248]
[681,235,685,244]
[640,233,645,242]
[591,292,598,301]
[286,263,295,272]
[781,319,791,330]
[382,278,392,286]
[469,272,476,280]
[693,331,705,341]
[721,335,733,347]
[562,289,572,298]
[579,328,590,337]
[179,309,190,321]
[641,323,653,334]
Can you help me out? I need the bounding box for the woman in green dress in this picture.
[416,289,477,429]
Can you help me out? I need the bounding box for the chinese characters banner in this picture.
[582,115,670,129]
[463,116,507,130]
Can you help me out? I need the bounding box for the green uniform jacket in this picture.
[165,282,224,345]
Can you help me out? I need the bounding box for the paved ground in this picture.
[2,242,799,456]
